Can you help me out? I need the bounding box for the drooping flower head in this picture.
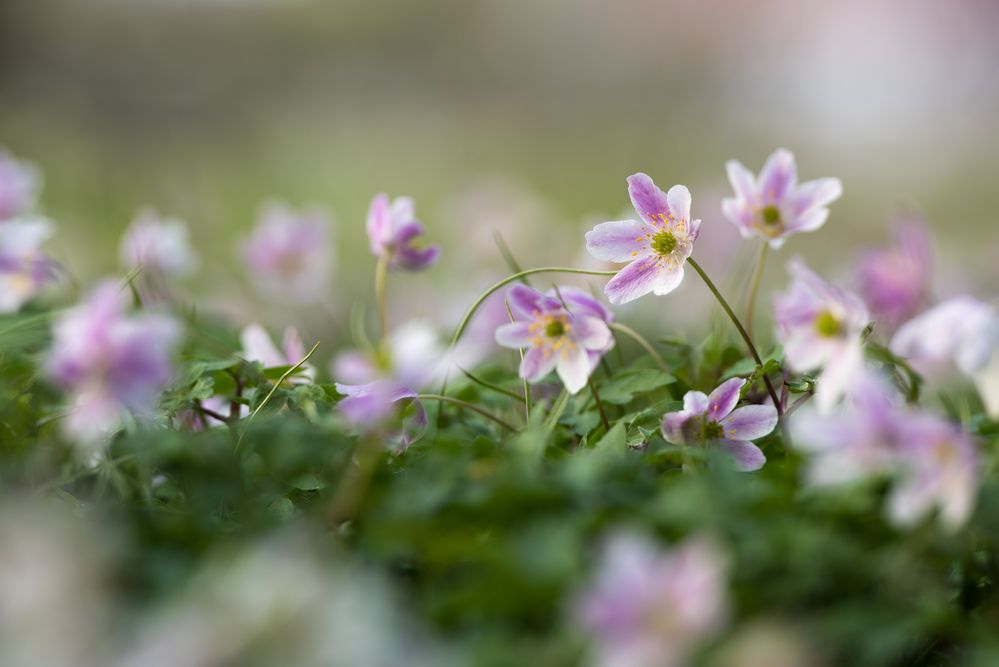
[0,217,58,313]
[335,381,427,453]
[855,218,932,329]
[366,194,440,271]
[46,282,181,446]
[242,201,333,304]
[585,174,700,304]
[661,377,778,471]
[773,259,869,412]
[119,209,198,279]
[578,531,728,667]
[495,284,613,394]
[722,148,842,248]
[239,323,315,383]
[794,369,980,531]
[0,149,41,221]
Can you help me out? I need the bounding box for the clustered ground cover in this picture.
[0,147,998,667]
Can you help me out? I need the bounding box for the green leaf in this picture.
[599,368,675,405]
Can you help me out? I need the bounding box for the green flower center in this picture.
[702,420,725,440]
[815,310,843,337]
[761,204,782,225]
[545,320,566,338]
[651,230,677,256]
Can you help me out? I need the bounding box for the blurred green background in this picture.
[2,0,998,343]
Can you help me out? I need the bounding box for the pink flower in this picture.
[366,194,440,271]
[119,209,198,279]
[239,323,315,383]
[773,259,869,412]
[661,377,778,471]
[722,148,842,248]
[242,202,333,304]
[855,218,932,329]
[46,282,180,446]
[578,532,728,667]
[494,284,613,394]
[585,174,700,305]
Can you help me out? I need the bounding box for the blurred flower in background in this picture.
[366,193,439,272]
[46,281,181,446]
[239,322,314,381]
[578,531,728,667]
[0,216,58,312]
[119,209,198,304]
[854,218,933,330]
[242,201,333,305]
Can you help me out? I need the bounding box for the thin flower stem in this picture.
[449,267,617,349]
[504,298,532,422]
[785,391,813,417]
[744,241,769,336]
[588,377,611,432]
[459,367,526,404]
[492,230,529,284]
[687,257,790,451]
[608,322,671,374]
[194,402,231,425]
[418,394,517,432]
[374,255,390,342]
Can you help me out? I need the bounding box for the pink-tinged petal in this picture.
[683,390,709,415]
[366,193,391,252]
[790,178,842,215]
[784,207,829,234]
[651,265,684,296]
[394,244,440,271]
[661,410,692,444]
[722,405,778,440]
[556,348,592,394]
[282,326,305,362]
[554,286,613,323]
[725,160,758,203]
[721,198,754,236]
[604,256,661,305]
[627,173,671,224]
[706,377,744,420]
[239,324,285,367]
[585,219,652,263]
[394,219,426,244]
[390,196,415,226]
[781,329,827,371]
[815,341,864,413]
[572,316,613,351]
[719,440,766,471]
[757,148,797,203]
[495,321,534,349]
[666,184,691,223]
[520,347,558,383]
[688,218,702,242]
[507,283,545,320]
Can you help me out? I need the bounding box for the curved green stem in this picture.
[744,241,769,336]
[449,267,616,349]
[687,257,789,450]
[608,322,671,374]
[374,255,390,342]
[418,394,517,432]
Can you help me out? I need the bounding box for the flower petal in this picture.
[651,265,684,296]
[758,148,797,203]
[603,256,661,305]
[784,207,829,235]
[554,286,613,323]
[495,321,534,348]
[520,347,558,383]
[725,159,758,203]
[627,173,671,224]
[394,244,440,271]
[366,193,391,252]
[661,410,692,444]
[790,177,842,215]
[706,377,744,420]
[585,219,651,263]
[507,283,545,320]
[556,348,592,394]
[683,390,709,415]
[719,440,766,471]
[666,184,692,223]
[722,405,778,440]
[240,324,285,367]
[815,340,864,413]
[572,315,613,351]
